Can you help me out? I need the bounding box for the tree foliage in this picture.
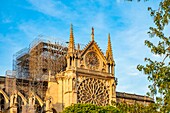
[62,103,120,113]
[136,0,170,112]
[113,102,158,113]
[62,103,158,113]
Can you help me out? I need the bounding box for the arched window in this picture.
[108,63,111,73]
[70,57,72,66]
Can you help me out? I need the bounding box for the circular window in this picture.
[85,52,100,69]
[77,78,109,106]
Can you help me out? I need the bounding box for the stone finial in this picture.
[91,27,94,41]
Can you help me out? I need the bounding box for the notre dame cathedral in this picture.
[0,25,153,113]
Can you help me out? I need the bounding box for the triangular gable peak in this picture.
[80,41,107,63]
[79,40,108,72]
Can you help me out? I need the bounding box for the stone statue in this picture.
[29,93,35,105]
[46,97,52,112]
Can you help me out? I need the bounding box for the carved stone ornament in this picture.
[85,52,100,69]
[77,78,109,106]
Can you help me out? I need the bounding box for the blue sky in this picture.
[0,0,162,95]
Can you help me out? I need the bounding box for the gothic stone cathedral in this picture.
[0,25,153,113]
[48,26,116,112]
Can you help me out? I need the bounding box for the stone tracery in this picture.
[77,78,109,106]
[85,52,100,70]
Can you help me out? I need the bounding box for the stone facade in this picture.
[46,26,116,112]
[0,26,153,113]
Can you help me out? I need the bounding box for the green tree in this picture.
[136,0,170,112]
[112,101,159,113]
[62,103,159,113]
[62,103,121,113]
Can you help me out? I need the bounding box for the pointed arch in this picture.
[0,89,9,103]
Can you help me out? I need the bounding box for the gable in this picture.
[80,41,106,61]
[79,41,107,72]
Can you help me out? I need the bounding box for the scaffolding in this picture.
[6,35,85,101]
[5,70,16,95]
[8,37,69,100]
[28,38,68,80]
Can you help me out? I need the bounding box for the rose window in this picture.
[77,78,109,106]
[85,52,100,69]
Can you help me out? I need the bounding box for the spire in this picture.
[106,33,113,61]
[91,27,94,41]
[68,24,75,53]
